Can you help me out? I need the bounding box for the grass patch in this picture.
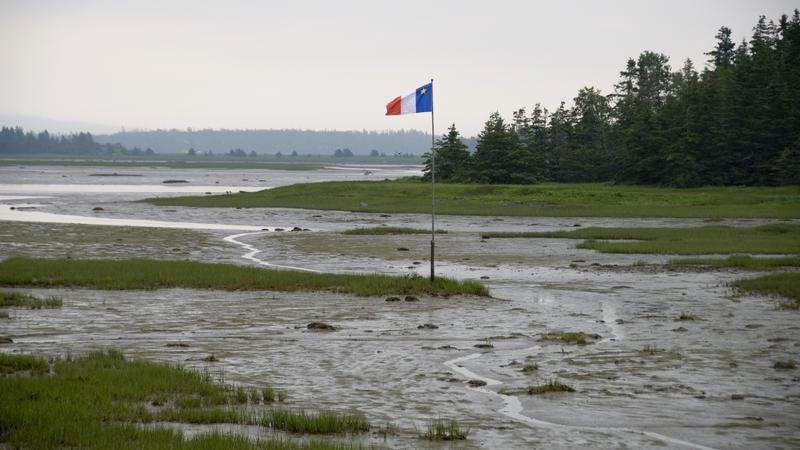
[501,379,576,395]
[0,256,489,297]
[262,409,370,434]
[420,418,469,441]
[0,349,366,449]
[142,180,800,218]
[483,224,800,255]
[342,226,446,235]
[774,360,797,369]
[733,273,800,308]
[0,291,62,309]
[0,353,49,375]
[669,255,800,269]
[539,331,593,345]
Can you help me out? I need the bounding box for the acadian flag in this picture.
[385,82,433,115]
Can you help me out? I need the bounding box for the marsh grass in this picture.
[539,331,591,345]
[0,291,62,309]
[143,180,800,218]
[670,255,800,269]
[482,224,800,255]
[521,361,538,372]
[525,380,576,395]
[0,350,368,449]
[733,273,800,308]
[342,226,447,235]
[0,353,48,375]
[774,360,797,369]
[641,344,658,355]
[501,380,576,395]
[263,409,370,434]
[678,312,698,321]
[420,418,469,441]
[0,256,489,297]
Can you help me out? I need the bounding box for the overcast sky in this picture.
[1,0,797,136]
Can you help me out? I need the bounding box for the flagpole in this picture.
[430,77,435,282]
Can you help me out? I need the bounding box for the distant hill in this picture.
[94,128,452,155]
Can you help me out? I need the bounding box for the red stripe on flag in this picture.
[385,96,402,115]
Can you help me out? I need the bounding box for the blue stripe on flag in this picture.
[415,83,432,113]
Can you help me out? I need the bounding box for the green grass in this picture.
[143,179,800,218]
[420,419,469,441]
[262,409,370,434]
[0,256,489,297]
[0,291,62,309]
[0,353,49,375]
[0,350,367,449]
[342,226,447,235]
[539,331,592,345]
[500,379,576,396]
[733,273,800,308]
[483,224,800,255]
[669,255,800,269]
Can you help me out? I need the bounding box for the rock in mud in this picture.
[731,394,746,400]
[0,336,13,344]
[468,379,487,387]
[438,345,458,350]
[165,342,190,347]
[379,214,391,218]
[417,323,439,330]
[474,343,494,349]
[307,322,336,331]
[92,207,104,211]
[672,327,688,332]
[274,228,284,231]
[385,296,401,302]
[162,179,189,183]
[397,247,409,251]
[290,227,304,232]
[480,276,490,280]
[404,295,419,302]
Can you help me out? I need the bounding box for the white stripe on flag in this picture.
[400,91,416,114]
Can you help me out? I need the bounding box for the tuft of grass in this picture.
[525,379,575,395]
[641,344,658,355]
[774,360,797,369]
[482,224,800,255]
[262,409,370,434]
[420,418,469,441]
[0,353,49,375]
[263,386,276,402]
[678,312,698,321]
[142,180,800,219]
[0,256,489,298]
[278,389,287,402]
[521,361,538,373]
[0,291,62,309]
[342,226,447,235]
[733,273,800,309]
[669,255,800,270]
[234,387,248,404]
[539,331,592,346]
[499,380,576,396]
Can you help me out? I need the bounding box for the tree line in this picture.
[424,12,800,186]
[0,126,151,156]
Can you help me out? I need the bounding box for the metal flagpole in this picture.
[430,78,435,282]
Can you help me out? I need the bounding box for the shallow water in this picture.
[1,164,798,449]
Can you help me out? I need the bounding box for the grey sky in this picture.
[1,0,796,135]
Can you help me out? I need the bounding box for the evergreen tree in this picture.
[469,112,520,183]
[422,124,470,182]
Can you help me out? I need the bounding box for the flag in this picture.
[385,82,432,115]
